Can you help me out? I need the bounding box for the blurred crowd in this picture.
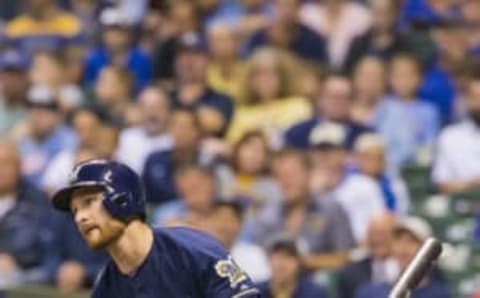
[1,0,480,297]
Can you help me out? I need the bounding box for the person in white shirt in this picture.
[353,133,410,210]
[432,70,480,193]
[207,199,270,283]
[308,122,381,243]
[116,86,173,173]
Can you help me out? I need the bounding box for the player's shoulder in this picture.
[153,226,228,258]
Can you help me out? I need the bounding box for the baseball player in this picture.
[51,160,260,297]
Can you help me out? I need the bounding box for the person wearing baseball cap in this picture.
[84,8,151,93]
[355,216,452,298]
[171,32,235,137]
[18,85,77,186]
[0,49,29,138]
[257,234,328,298]
[309,122,349,194]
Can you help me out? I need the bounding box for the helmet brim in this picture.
[52,182,106,212]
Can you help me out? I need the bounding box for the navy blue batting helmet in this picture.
[52,160,146,221]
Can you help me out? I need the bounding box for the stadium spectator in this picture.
[93,123,120,160]
[337,213,397,298]
[207,199,270,282]
[461,0,480,26]
[257,235,329,298]
[350,133,410,215]
[110,0,149,25]
[218,131,279,208]
[152,1,202,86]
[344,0,408,73]
[374,53,439,170]
[308,123,385,242]
[138,8,163,54]
[0,141,53,286]
[0,50,29,138]
[153,163,216,230]
[42,106,106,194]
[19,86,77,186]
[69,0,98,45]
[172,35,234,137]
[432,66,480,193]
[228,47,312,144]
[245,0,327,65]
[299,0,372,70]
[206,22,246,103]
[84,8,152,93]
[286,74,371,150]
[350,57,387,125]
[93,65,135,126]
[29,51,84,111]
[255,149,354,271]
[461,0,480,57]
[197,0,242,29]
[308,122,350,195]
[397,0,457,31]
[419,19,467,123]
[236,0,271,41]
[116,86,173,174]
[4,0,84,56]
[143,108,208,204]
[355,217,451,298]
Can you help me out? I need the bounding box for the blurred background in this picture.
[1,0,480,297]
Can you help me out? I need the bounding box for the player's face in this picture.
[71,187,126,250]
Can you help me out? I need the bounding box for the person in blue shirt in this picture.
[397,0,458,31]
[51,159,260,298]
[257,234,329,298]
[171,35,235,137]
[285,74,372,151]
[244,0,327,64]
[142,108,207,204]
[374,53,439,171]
[418,19,463,124]
[84,8,152,94]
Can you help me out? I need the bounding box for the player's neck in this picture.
[107,221,154,275]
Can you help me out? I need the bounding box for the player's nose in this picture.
[74,207,91,226]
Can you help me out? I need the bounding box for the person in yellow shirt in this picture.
[218,131,279,210]
[5,0,84,56]
[206,22,246,103]
[227,47,313,144]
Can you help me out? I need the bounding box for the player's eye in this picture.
[84,196,96,206]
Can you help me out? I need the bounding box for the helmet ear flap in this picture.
[110,192,129,208]
[103,191,136,220]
